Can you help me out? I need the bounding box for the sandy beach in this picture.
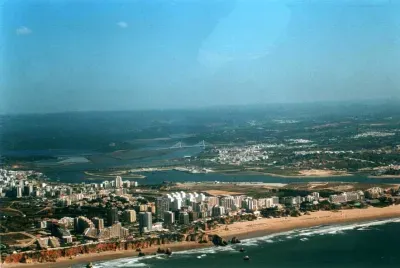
[223,168,353,178]
[4,205,400,268]
[210,205,400,240]
[297,169,350,177]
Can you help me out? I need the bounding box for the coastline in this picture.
[87,166,355,179]
[2,241,211,268]
[212,205,400,240]
[4,205,400,268]
[220,170,353,178]
[83,171,146,179]
[368,175,400,179]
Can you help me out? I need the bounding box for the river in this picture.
[43,169,400,185]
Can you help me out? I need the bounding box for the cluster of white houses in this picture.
[328,191,364,203]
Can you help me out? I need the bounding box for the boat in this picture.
[86,263,93,268]
[239,248,245,252]
[243,256,250,261]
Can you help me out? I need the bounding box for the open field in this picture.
[298,169,350,177]
[204,190,244,196]
[0,232,37,248]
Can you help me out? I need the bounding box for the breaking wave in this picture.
[88,217,400,268]
[239,217,400,246]
[92,257,151,268]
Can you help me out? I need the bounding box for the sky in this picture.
[1,0,400,114]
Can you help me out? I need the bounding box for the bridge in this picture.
[169,140,206,149]
[154,140,234,151]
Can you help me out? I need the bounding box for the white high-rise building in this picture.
[197,193,206,202]
[180,191,186,199]
[92,217,104,230]
[242,198,257,211]
[220,196,235,210]
[212,205,225,217]
[16,187,23,198]
[163,211,175,225]
[207,196,219,207]
[125,210,136,223]
[312,192,320,199]
[172,197,182,211]
[305,195,314,202]
[271,196,279,205]
[139,212,152,233]
[115,176,123,188]
[156,197,170,220]
[257,198,271,209]
[187,193,195,202]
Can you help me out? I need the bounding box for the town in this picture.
[1,168,400,264]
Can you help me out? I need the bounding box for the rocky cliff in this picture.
[1,233,211,264]
[211,235,228,246]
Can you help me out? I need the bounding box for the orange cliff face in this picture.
[1,233,211,264]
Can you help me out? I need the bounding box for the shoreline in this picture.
[220,170,353,178]
[213,205,400,241]
[4,205,400,268]
[86,166,355,179]
[2,241,211,268]
[368,175,400,179]
[83,171,146,179]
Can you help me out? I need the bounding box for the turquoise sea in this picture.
[74,218,400,268]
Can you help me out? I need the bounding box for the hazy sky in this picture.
[2,0,400,114]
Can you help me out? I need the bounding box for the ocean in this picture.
[73,218,400,268]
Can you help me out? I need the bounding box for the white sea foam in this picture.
[93,218,400,267]
[240,240,259,246]
[94,257,149,268]
[357,227,372,231]
[239,217,400,245]
[173,245,235,255]
[241,230,295,246]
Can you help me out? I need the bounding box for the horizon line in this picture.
[1,98,399,116]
